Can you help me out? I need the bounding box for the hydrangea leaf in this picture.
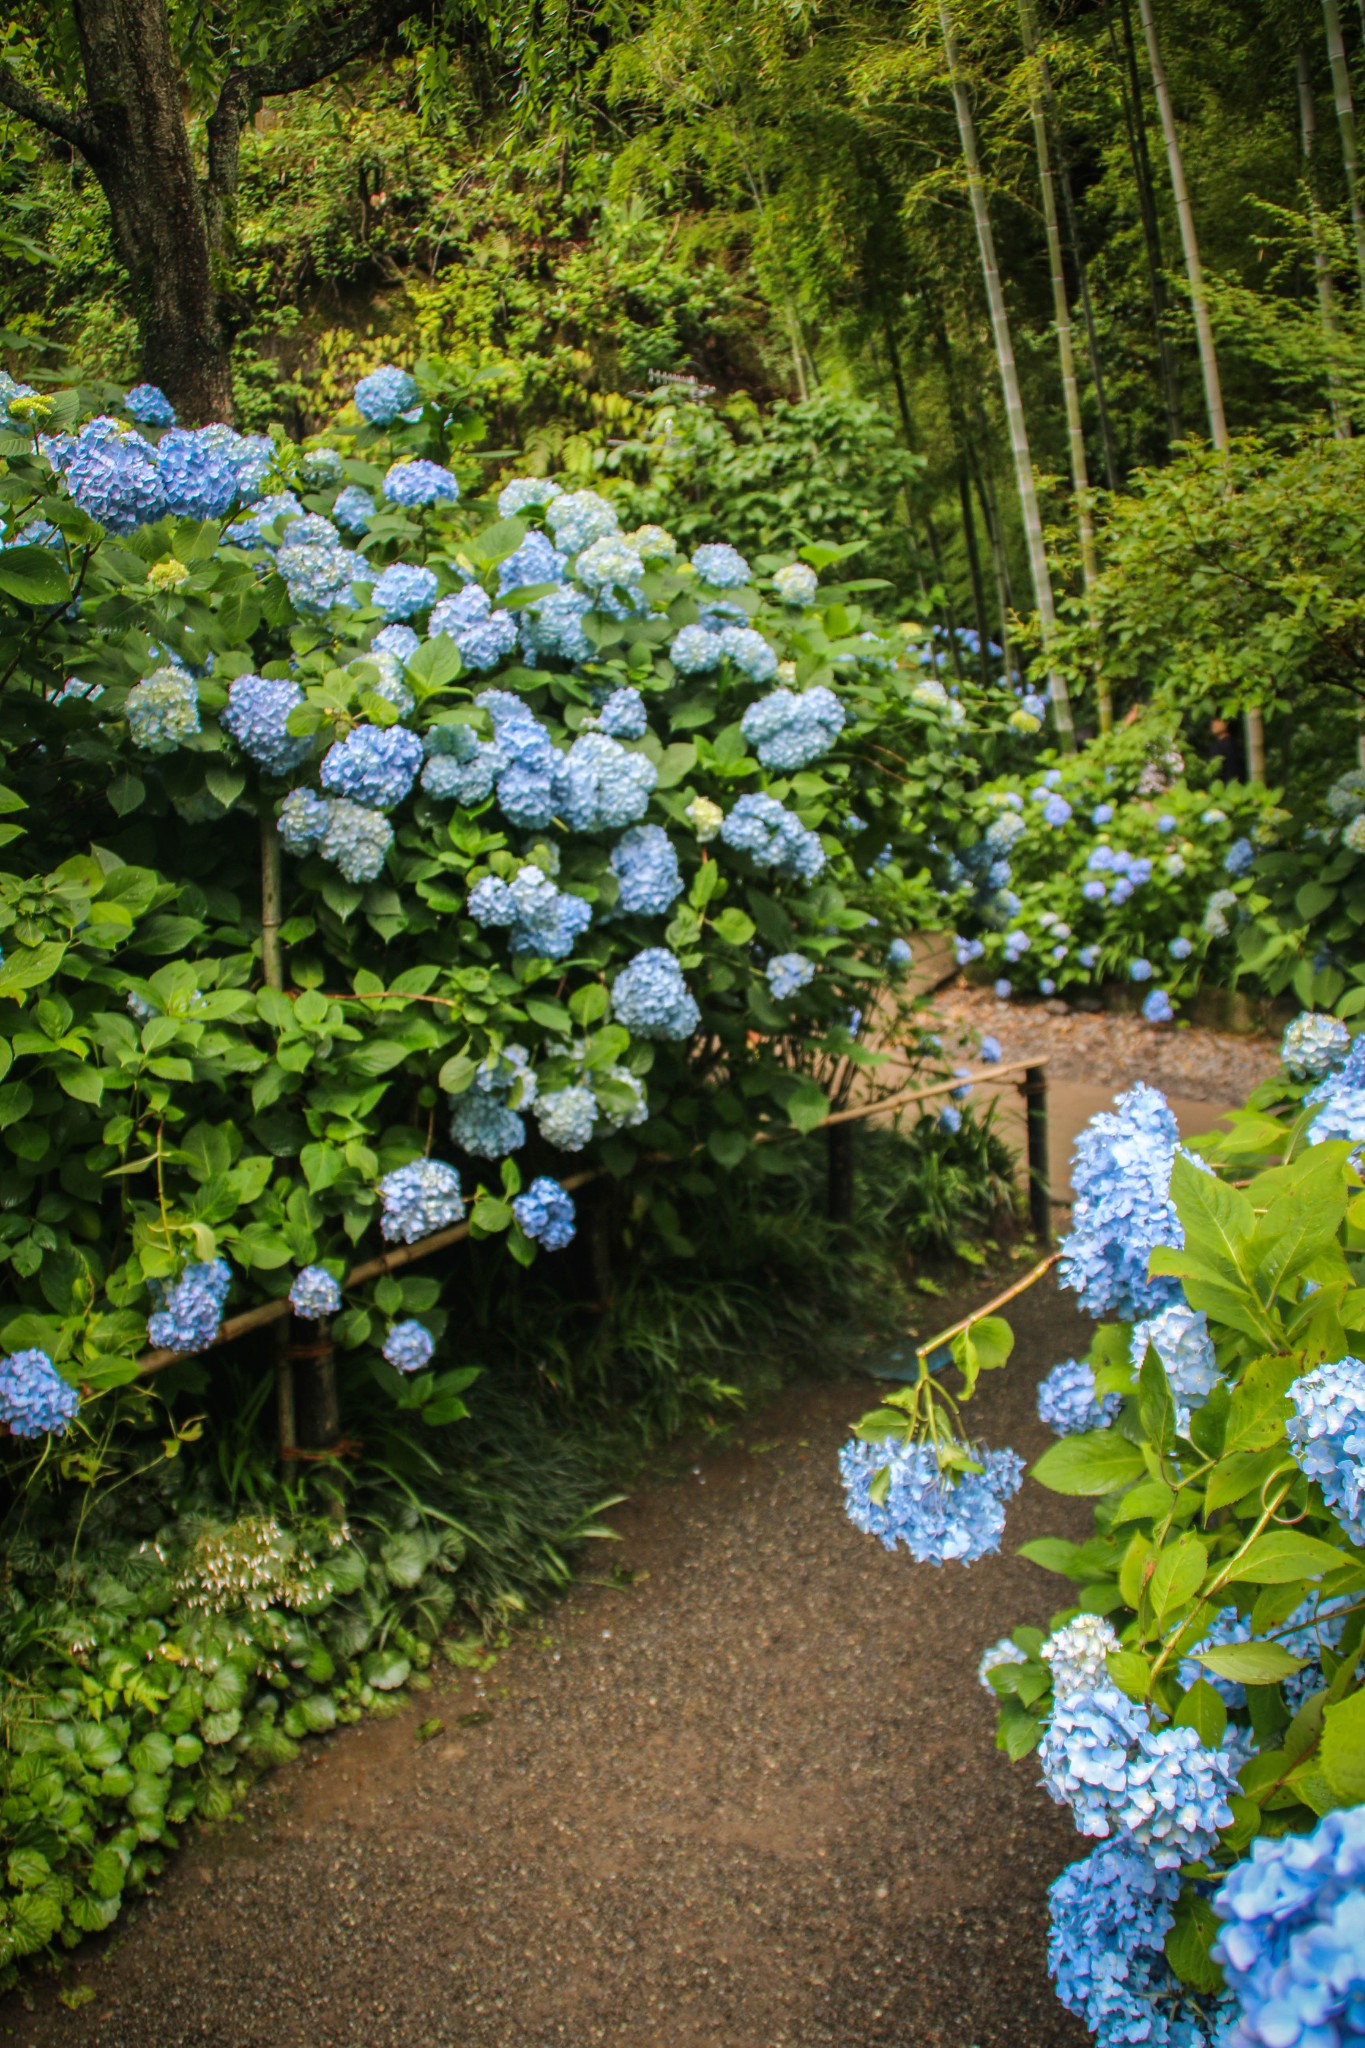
[1197,1641,1307,1685]
[0,544,70,607]
[1031,1431,1146,1496]
[1320,1688,1365,1803]
[1225,1531,1346,1585]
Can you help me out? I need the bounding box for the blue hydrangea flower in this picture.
[276,526,360,616]
[475,1044,537,1106]
[611,948,700,1040]
[1049,1842,1221,2048]
[289,1266,341,1320]
[594,687,648,740]
[332,485,376,533]
[1279,1594,1354,1711]
[766,952,816,1000]
[498,476,563,519]
[1306,1079,1365,1153]
[512,1177,577,1251]
[469,866,592,960]
[498,530,566,596]
[278,787,330,854]
[0,371,37,426]
[147,1258,232,1353]
[354,365,420,425]
[596,1064,648,1129]
[986,812,1027,854]
[718,624,778,682]
[378,1160,464,1244]
[64,417,168,533]
[534,1085,598,1151]
[221,674,309,777]
[1041,1615,1121,1700]
[954,935,985,966]
[1169,936,1194,961]
[1059,1084,1198,1322]
[994,978,1013,999]
[1130,958,1153,983]
[1224,837,1255,877]
[1077,946,1100,970]
[519,583,593,665]
[0,1349,79,1437]
[1204,889,1238,939]
[978,1636,1026,1691]
[373,624,420,663]
[449,1090,525,1159]
[1213,1805,1365,2048]
[555,731,657,833]
[124,384,175,427]
[938,1103,963,1134]
[670,623,724,675]
[1084,879,1108,903]
[1282,1012,1350,1080]
[1286,1354,1365,1544]
[224,490,304,548]
[979,1035,1001,1062]
[1037,1357,1122,1436]
[296,447,343,487]
[320,724,422,811]
[481,701,559,828]
[422,723,500,806]
[610,825,683,916]
[1040,1683,1236,1865]
[839,1437,1024,1565]
[1131,1303,1220,1416]
[773,562,818,604]
[319,798,393,883]
[383,459,460,508]
[1091,803,1114,826]
[740,685,845,770]
[546,489,619,554]
[721,793,825,882]
[157,425,242,519]
[691,542,751,587]
[886,938,913,971]
[126,667,200,754]
[369,562,439,622]
[575,534,645,595]
[1043,795,1073,826]
[430,583,518,672]
[383,1320,435,1373]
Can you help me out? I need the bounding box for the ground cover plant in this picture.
[841,1015,1365,2045]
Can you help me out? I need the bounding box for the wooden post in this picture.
[827,1119,856,1225]
[1023,1064,1051,1244]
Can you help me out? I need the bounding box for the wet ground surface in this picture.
[6,1274,1101,2048]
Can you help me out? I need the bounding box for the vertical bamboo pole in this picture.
[1299,45,1350,441]
[939,0,1076,751]
[1108,0,1184,442]
[1057,155,1122,492]
[1322,0,1365,297]
[1019,0,1111,731]
[1136,0,1264,781]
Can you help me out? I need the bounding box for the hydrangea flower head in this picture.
[1037,1357,1122,1436]
[449,1090,525,1160]
[429,583,518,672]
[594,687,648,740]
[624,523,676,558]
[319,799,393,883]
[1282,1012,1350,1080]
[575,534,645,594]
[555,731,657,833]
[222,674,309,777]
[886,938,913,972]
[332,485,375,534]
[147,1258,231,1353]
[979,1035,1001,1062]
[721,793,825,882]
[1131,1303,1219,1414]
[1177,1605,1253,1708]
[774,561,818,604]
[0,1349,79,1437]
[610,824,683,917]
[546,489,619,554]
[125,384,176,427]
[297,447,343,487]
[498,530,565,597]
[1041,1614,1121,1699]
[535,1086,598,1152]
[691,542,751,588]
[611,948,699,1040]
[469,865,591,960]
[498,476,563,519]
[127,667,200,754]
[1204,889,1238,939]
[1040,1684,1236,1864]
[157,425,243,520]
[1213,1805,1365,2048]
[740,685,845,770]
[278,787,330,854]
[65,416,168,533]
[839,1437,1024,1565]
[225,490,304,549]
[320,723,422,811]
[1169,936,1194,962]
[719,625,778,683]
[1224,837,1255,877]
[519,583,593,665]
[1286,1354,1365,1543]
[383,459,459,508]
[369,562,439,622]
[978,1636,1026,1691]
[422,723,500,806]
[383,1320,435,1374]
[686,795,724,843]
[1130,958,1153,983]
[1049,1842,1215,2048]
[378,1160,464,1244]
[289,1266,341,1321]
[1059,1083,1194,1322]
[354,365,420,425]
[276,529,359,616]
[670,623,724,675]
[512,1177,576,1251]
[766,952,815,1000]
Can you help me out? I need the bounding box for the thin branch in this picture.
[0,61,94,155]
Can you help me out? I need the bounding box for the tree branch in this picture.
[243,0,425,106]
[0,59,95,156]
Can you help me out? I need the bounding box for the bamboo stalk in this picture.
[1323,0,1365,297]
[939,0,1075,751]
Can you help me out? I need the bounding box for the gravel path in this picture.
[6,1274,1099,2048]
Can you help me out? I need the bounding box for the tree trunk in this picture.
[939,0,1075,750]
[72,0,233,422]
[1299,43,1350,439]
[1057,154,1122,491]
[968,400,1020,685]
[1136,0,1264,779]
[1108,0,1184,443]
[1018,0,1111,731]
[1322,0,1365,298]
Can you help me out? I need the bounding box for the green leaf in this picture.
[1321,1688,1365,1804]
[569,982,609,1026]
[437,1049,478,1095]
[6,1848,51,1890]
[1148,1534,1207,1624]
[88,1846,126,1900]
[1174,1678,1227,1748]
[1165,1896,1224,1996]
[1015,1537,1087,1577]
[954,1314,1013,1397]
[203,1660,248,1713]
[1221,1355,1300,1456]
[1198,1641,1309,1685]
[711,907,756,947]
[1031,1431,1147,1496]
[708,1128,747,1169]
[1225,1531,1345,1585]
[0,544,70,607]
[785,1079,830,1134]
[361,1649,412,1691]
[525,997,571,1033]
[106,771,145,817]
[1105,1649,1152,1701]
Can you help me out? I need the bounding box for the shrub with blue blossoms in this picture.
[958,1035,1365,2047]
[0,356,956,1481]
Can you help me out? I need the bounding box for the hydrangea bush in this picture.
[842,1016,1365,2048]
[0,360,962,1460]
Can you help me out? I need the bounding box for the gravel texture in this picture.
[5,1275,1098,2048]
[934,980,1278,1107]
